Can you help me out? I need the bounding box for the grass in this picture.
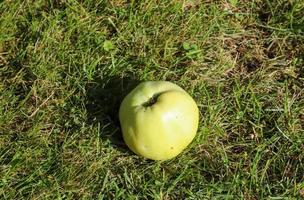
[1,0,304,199]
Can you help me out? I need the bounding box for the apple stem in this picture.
[142,93,161,107]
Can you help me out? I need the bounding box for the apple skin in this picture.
[119,81,199,161]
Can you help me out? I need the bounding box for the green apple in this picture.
[119,81,199,160]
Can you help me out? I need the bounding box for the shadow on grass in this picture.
[85,75,141,152]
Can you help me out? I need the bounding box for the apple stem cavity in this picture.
[142,93,161,107]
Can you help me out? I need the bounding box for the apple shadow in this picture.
[85,75,141,152]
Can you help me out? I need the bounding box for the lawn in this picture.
[1,0,304,199]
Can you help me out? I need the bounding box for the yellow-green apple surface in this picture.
[119,81,199,160]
